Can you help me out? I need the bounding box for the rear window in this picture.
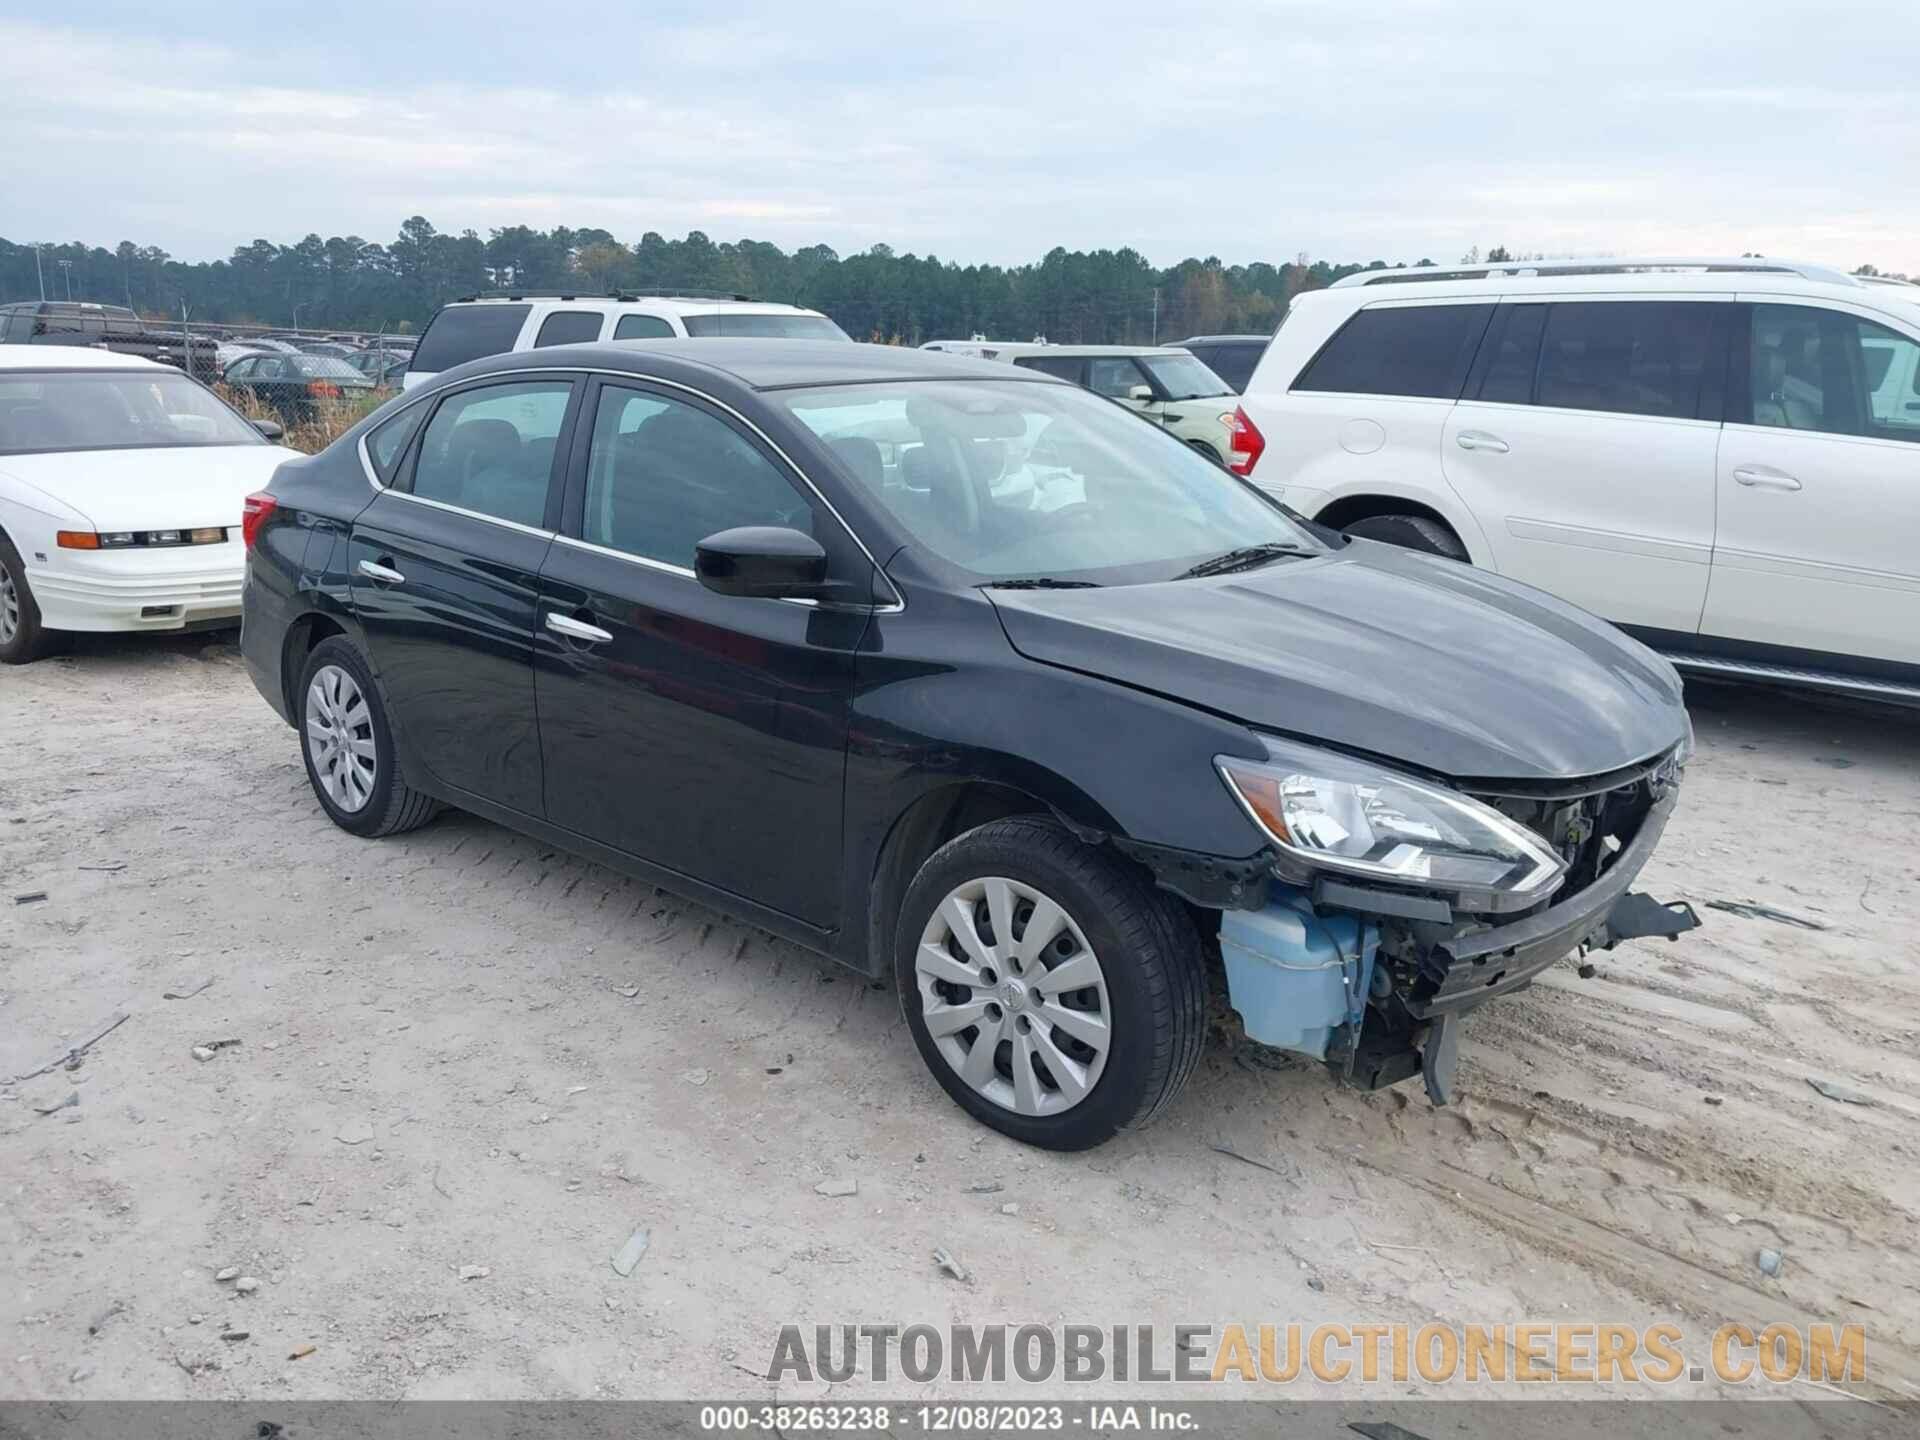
[1293,304,1492,399]
[1012,355,1083,381]
[533,310,604,347]
[409,304,533,373]
[613,314,675,340]
[1189,342,1265,393]
[1535,302,1715,420]
[681,313,851,340]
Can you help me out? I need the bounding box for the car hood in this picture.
[0,445,299,531]
[985,540,1688,782]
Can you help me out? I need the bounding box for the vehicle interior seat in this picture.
[603,406,810,568]
[827,436,884,496]
[440,418,541,526]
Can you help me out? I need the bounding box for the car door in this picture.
[1440,297,1728,633]
[1703,300,1920,666]
[533,377,871,926]
[348,375,580,815]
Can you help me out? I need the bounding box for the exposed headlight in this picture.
[1217,738,1566,898]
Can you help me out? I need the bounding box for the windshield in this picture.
[780,380,1320,584]
[0,370,264,455]
[1138,352,1232,401]
[682,312,852,340]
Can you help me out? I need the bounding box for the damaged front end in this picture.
[1211,739,1699,1105]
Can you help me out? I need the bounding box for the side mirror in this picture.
[252,418,285,440]
[1126,383,1155,403]
[696,526,827,599]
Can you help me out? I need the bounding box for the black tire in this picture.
[894,816,1206,1151]
[1340,512,1468,561]
[0,536,67,665]
[296,636,440,838]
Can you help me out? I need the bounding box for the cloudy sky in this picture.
[6,1,1917,273]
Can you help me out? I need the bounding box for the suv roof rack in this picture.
[451,288,758,303]
[1331,257,1864,289]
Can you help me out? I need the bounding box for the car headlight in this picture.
[1217,738,1566,898]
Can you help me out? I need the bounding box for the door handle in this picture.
[1456,431,1510,454]
[357,559,405,584]
[1732,466,1803,492]
[546,612,613,644]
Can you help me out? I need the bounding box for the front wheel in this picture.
[0,537,67,665]
[297,636,440,838]
[895,817,1206,1150]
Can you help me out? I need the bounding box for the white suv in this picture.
[1233,257,1920,702]
[403,291,849,390]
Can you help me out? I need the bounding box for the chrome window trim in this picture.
[353,365,904,613]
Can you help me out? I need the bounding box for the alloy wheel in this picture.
[0,565,19,645]
[304,664,377,813]
[915,875,1112,1116]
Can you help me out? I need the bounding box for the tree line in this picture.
[0,219,1447,343]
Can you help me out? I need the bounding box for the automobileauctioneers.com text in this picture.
[764,1320,1867,1388]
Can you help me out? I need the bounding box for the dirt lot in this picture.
[3,633,1917,1407]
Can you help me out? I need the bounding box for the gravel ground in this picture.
[2,632,1917,1407]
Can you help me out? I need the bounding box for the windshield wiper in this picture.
[981,577,1103,590]
[1176,542,1311,579]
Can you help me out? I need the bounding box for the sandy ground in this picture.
[2,631,1917,1411]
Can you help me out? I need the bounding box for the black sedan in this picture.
[346,350,409,389]
[222,352,374,421]
[239,340,1696,1150]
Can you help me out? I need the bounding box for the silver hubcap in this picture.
[916,876,1112,1117]
[0,566,19,645]
[305,665,377,813]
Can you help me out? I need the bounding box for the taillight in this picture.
[307,380,340,399]
[241,493,278,551]
[1227,405,1265,477]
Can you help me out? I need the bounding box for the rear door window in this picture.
[1200,343,1265,393]
[1012,355,1084,382]
[680,313,851,340]
[613,314,675,340]
[366,403,428,483]
[1474,304,1549,405]
[1293,304,1493,399]
[533,310,604,348]
[408,380,573,528]
[409,304,533,373]
[1535,301,1716,419]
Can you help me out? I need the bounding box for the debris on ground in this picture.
[78,862,127,873]
[214,1268,239,1282]
[814,1177,858,1197]
[14,891,48,905]
[932,1247,969,1283]
[163,977,214,1000]
[1808,1077,1876,1106]
[1758,1248,1785,1277]
[963,1181,1003,1194]
[190,1047,216,1062]
[611,1228,651,1276]
[288,1344,317,1360]
[219,1328,249,1342]
[1210,1142,1291,1177]
[458,1265,491,1281]
[999,1202,1020,1216]
[1705,899,1828,930]
[69,1364,93,1384]
[12,1012,130,1083]
[1704,1094,1725,1106]
[86,1301,124,1335]
[198,1037,242,1053]
[235,1277,260,1294]
[615,984,640,998]
[33,1091,79,1117]
[335,1119,375,1145]
[680,1068,710,1086]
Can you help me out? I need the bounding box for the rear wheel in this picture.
[895,817,1206,1150]
[298,636,439,838]
[0,537,66,665]
[1340,512,1468,561]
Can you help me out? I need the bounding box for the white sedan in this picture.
[0,346,300,663]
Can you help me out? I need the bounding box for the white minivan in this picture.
[1232,257,1920,702]
[404,291,850,390]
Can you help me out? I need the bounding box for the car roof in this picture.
[439,294,829,318]
[922,342,1190,358]
[0,345,165,371]
[1170,334,1271,344]
[439,339,1067,392]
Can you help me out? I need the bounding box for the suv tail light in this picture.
[241,492,278,551]
[1226,406,1265,477]
[307,380,340,399]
